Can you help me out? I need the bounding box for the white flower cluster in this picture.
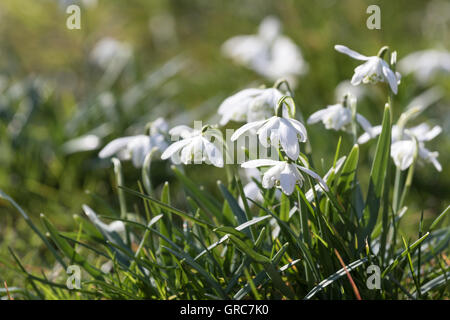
[95,40,444,202]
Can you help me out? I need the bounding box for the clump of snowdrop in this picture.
[231,96,307,161]
[161,124,224,167]
[218,87,290,125]
[241,159,328,196]
[398,49,450,84]
[307,97,373,134]
[99,118,169,168]
[222,16,307,87]
[335,45,401,94]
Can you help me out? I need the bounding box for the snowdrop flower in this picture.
[241,159,328,196]
[231,108,307,161]
[90,37,132,69]
[390,139,441,172]
[335,45,400,94]
[398,49,450,83]
[218,87,287,125]
[391,140,417,171]
[161,125,223,167]
[222,16,307,86]
[359,123,442,171]
[99,118,168,168]
[358,123,442,145]
[307,103,373,134]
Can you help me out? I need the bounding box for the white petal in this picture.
[357,125,382,144]
[231,120,265,141]
[161,138,193,160]
[335,45,369,61]
[203,138,224,167]
[279,119,299,161]
[279,169,297,195]
[288,118,308,142]
[257,117,278,148]
[169,125,194,139]
[307,109,327,124]
[99,136,134,158]
[296,165,329,191]
[356,114,373,136]
[391,140,415,170]
[423,125,442,141]
[382,64,398,94]
[241,159,281,168]
[351,62,371,85]
[262,163,284,189]
[128,136,151,167]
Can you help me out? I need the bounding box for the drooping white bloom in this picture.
[335,45,401,94]
[231,114,307,161]
[161,125,223,167]
[62,134,102,154]
[218,87,287,125]
[359,123,442,171]
[358,123,442,145]
[391,140,416,171]
[241,159,328,196]
[99,118,168,168]
[222,16,307,86]
[90,37,132,69]
[398,49,450,83]
[307,103,374,134]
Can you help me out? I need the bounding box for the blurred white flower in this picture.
[90,37,132,69]
[335,80,367,101]
[218,87,287,125]
[358,123,442,145]
[161,125,223,167]
[359,123,442,171]
[241,159,328,196]
[62,134,101,154]
[222,16,308,86]
[307,103,374,134]
[99,118,168,168]
[391,140,417,171]
[398,49,450,83]
[335,45,400,94]
[231,114,307,161]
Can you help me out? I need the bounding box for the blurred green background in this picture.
[0,0,448,287]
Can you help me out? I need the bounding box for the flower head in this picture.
[359,122,442,172]
[307,103,373,134]
[99,118,168,168]
[241,159,328,195]
[231,111,307,161]
[161,125,224,167]
[335,45,400,94]
[218,87,286,125]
